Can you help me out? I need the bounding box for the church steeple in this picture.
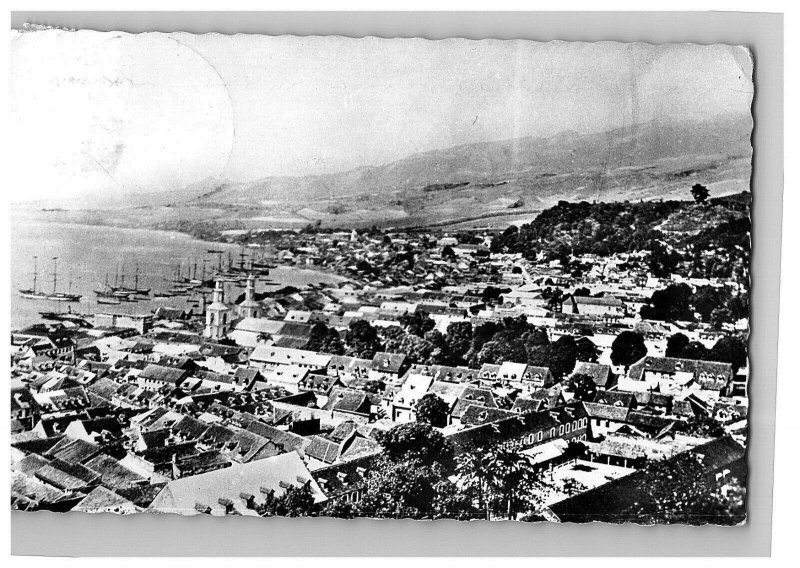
[205,280,231,339]
[237,274,261,319]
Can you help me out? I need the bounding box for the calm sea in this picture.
[10,213,343,331]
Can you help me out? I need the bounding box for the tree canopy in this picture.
[415,393,450,428]
[611,331,647,368]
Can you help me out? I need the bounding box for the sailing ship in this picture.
[95,271,136,302]
[18,256,82,302]
[109,262,151,296]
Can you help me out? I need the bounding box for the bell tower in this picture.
[237,274,261,319]
[205,280,231,339]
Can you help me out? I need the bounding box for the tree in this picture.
[345,320,382,359]
[415,393,450,428]
[691,183,710,204]
[680,341,710,361]
[398,333,436,365]
[483,447,542,519]
[304,322,345,355]
[380,325,408,353]
[355,456,476,520]
[456,444,543,520]
[259,482,317,517]
[548,335,578,379]
[574,336,600,363]
[568,373,598,402]
[611,331,647,369]
[679,413,725,438]
[563,440,588,465]
[476,337,528,366]
[631,451,745,525]
[481,285,506,306]
[640,284,694,321]
[441,245,456,260]
[376,422,455,469]
[321,499,358,519]
[709,335,748,373]
[666,332,690,357]
[399,311,435,337]
[692,285,727,322]
[444,321,473,364]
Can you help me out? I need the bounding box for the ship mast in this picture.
[51,257,58,294]
[32,256,38,293]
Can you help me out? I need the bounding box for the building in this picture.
[205,281,232,340]
[237,275,261,319]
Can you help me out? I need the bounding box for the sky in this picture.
[10,31,753,202]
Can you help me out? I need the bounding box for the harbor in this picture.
[10,215,343,330]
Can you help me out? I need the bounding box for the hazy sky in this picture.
[10,31,753,202]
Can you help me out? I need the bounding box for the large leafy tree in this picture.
[574,336,600,363]
[399,311,435,337]
[666,332,690,357]
[345,319,382,359]
[259,482,317,517]
[709,335,748,374]
[568,373,598,402]
[415,393,450,428]
[444,320,474,364]
[640,283,694,321]
[375,422,455,469]
[611,331,647,368]
[680,341,710,361]
[355,423,475,519]
[691,183,710,204]
[548,335,578,379]
[304,322,345,355]
[631,452,745,525]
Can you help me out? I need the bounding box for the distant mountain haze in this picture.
[18,113,751,233]
[191,113,752,206]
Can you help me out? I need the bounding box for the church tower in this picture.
[205,280,231,339]
[237,274,261,319]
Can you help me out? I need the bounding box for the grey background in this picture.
[9,11,783,557]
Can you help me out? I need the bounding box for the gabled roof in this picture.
[628,356,733,382]
[139,364,189,385]
[83,454,146,489]
[460,405,517,427]
[148,452,325,515]
[72,486,139,514]
[305,435,344,464]
[371,352,407,373]
[451,386,497,419]
[322,388,370,415]
[571,362,613,387]
[44,437,101,464]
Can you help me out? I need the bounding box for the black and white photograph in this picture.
[9,29,753,525]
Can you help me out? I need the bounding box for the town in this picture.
[10,191,750,523]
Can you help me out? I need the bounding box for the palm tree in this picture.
[484,446,540,519]
[458,443,542,520]
[455,445,492,520]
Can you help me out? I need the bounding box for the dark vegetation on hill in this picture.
[490,191,751,282]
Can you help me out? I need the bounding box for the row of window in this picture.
[520,418,587,446]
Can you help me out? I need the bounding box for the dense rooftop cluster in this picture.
[10,197,749,522]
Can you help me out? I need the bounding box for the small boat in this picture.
[97,297,122,305]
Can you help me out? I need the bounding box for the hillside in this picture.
[491,192,751,281]
[26,113,752,234]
